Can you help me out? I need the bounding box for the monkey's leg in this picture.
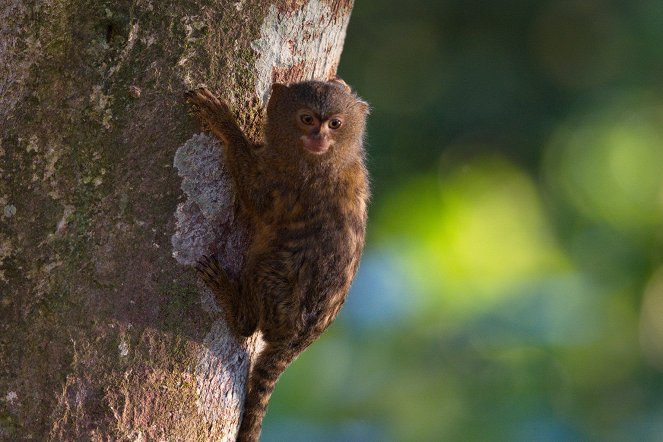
[236,268,307,441]
[195,255,258,337]
[184,88,258,211]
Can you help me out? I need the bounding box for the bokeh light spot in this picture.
[544,98,663,233]
[375,155,568,321]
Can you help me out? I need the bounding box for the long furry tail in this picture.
[236,341,296,442]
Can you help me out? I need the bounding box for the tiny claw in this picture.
[195,255,219,275]
[184,91,199,108]
[195,255,209,269]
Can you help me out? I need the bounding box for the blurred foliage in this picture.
[264,0,663,440]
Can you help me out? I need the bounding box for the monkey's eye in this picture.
[300,114,315,125]
[328,118,342,129]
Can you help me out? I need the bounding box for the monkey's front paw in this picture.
[184,87,230,118]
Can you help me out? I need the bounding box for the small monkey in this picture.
[185,79,369,442]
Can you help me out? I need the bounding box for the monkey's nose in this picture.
[301,134,331,154]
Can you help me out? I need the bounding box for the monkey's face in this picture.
[266,80,368,159]
[295,108,342,155]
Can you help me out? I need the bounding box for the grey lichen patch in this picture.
[118,337,130,358]
[5,391,18,404]
[174,133,234,223]
[3,205,16,218]
[251,0,353,105]
[171,133,249,278]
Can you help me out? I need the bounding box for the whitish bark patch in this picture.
[195,320,257,439]
[251,0,353,104]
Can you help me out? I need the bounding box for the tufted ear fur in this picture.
[355,99,370,115]
[329,76,369,114]
[269,83,288,104]
[329,76,352,93]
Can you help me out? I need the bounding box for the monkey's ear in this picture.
[356,99,370,115]
[270,83,288,101]
[329,76,352,93]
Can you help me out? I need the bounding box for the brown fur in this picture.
[185,80,369,442]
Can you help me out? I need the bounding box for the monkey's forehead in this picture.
[289,80,347,92]
[287,81,356,114]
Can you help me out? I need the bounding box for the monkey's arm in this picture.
[185,87,260,212]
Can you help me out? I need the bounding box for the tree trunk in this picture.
[0,0,353,440]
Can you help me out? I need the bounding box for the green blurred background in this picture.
[266,1,663,440]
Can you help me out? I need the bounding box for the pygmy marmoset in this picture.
[185,78,370,442]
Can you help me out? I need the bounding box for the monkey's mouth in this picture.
[301,135,332,154]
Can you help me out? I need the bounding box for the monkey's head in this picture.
[265,79,369,160]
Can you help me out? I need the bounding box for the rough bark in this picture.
[0,0,353,440]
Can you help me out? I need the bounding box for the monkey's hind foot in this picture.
[194,255,258,338]
[195,255,231,295]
